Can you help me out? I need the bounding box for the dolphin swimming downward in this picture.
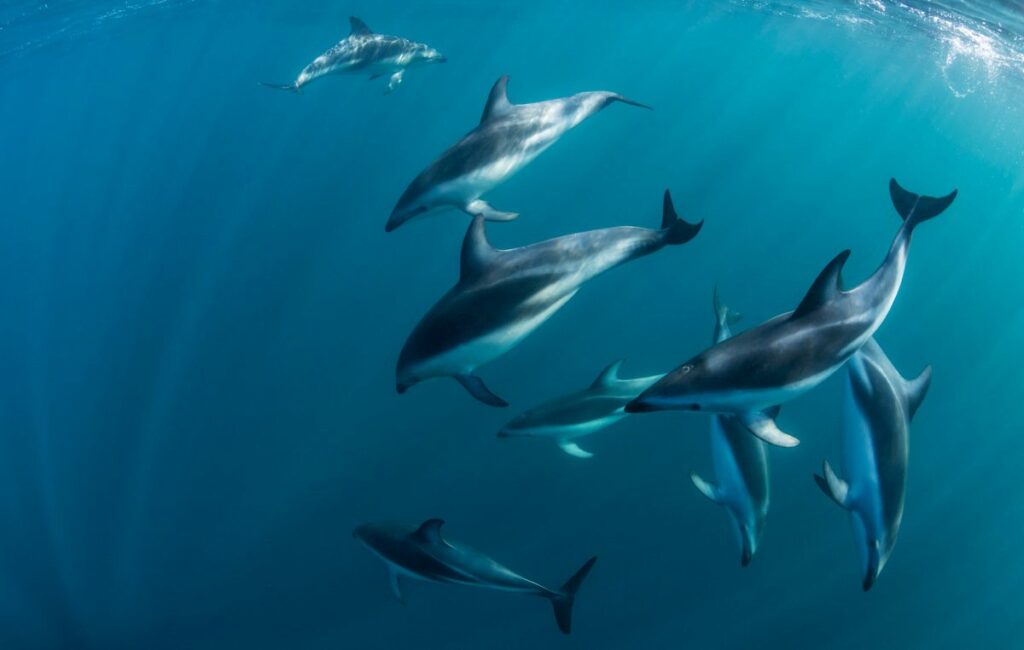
[626,179,955,447]
[396,191,703,407]
[497,360,664,458]
[814,338,931,591]
[385,76,650,231]
[354,518,597,634]
[690,289,771,566]
[261,17,445,94]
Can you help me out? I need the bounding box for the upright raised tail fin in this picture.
[259,81,300,94]
[661,190,703,245]
[889,178,957,233]
[550,556,597,635]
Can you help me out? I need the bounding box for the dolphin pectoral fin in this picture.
[388,568,406,604]
[690,472,722,503]
[739,410,799,447]
[454,374,509,407]
[814,460,850,508]
[385,70,404,94]
[558,441,594,459]
[466,200,519,222]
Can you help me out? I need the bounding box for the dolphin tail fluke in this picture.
[888,178,957,233]
[813,459,850,508]
[258,81,300,94]
[551,556,597,635]
[661,190,704,245]
[454,374,508,407]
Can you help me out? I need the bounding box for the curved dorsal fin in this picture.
[481,76,513,123]
[460,217,498,282]
[900,365,932,421]
[792,250,851,319]
[590,360,625,389]
[349,16,372,36]
[412,518,446,544]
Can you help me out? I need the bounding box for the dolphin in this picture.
[396,191,702,407]
[497,360,664,458]
[626,179,955,447]
[690,289,770,567]
[260,17,445,94]
[353,518,597,634]
[385,76,650,231]
[814,338,931,591]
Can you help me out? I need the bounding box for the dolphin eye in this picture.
[681,364,693,374]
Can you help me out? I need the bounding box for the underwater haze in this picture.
[2,0,1024,648]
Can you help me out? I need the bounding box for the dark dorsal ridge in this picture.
[349,16,372,36]
[412,518,446,544]
[481,75,514,124]
[791,249,851,319]
[460,217,499,282]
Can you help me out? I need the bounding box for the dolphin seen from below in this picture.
[626,179,955,447]
[497,360,664,458]
[260,17,445,94]
[814,338,931,591]
[690,289,770,566]
[396,191,702,407]
[353,518,597,634]
[385,76,650,231]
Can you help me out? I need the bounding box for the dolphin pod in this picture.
[261,17,445,94]
[385,76,650,231]
[354,519,597,634]
[626,179,955,448]
[396,191,702,407]
[814,338,931,590]
[690,289,771,567]
[498,359,664,458]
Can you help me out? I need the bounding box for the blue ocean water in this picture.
[2,1,1023,647]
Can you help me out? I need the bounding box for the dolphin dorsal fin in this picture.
[349,16,372,36]
[712,286,742,344]
[792,250,851,319]
[481,76,513,123]
[460,217,498,282]
[590,360,625,389]
[900,365,932,421]
[412,518,446,544]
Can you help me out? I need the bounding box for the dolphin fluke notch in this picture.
[889,178,957,233]
[349,16,373,36]
[550,556,597,635]
[661,190,704,245]
[454,374,509,407]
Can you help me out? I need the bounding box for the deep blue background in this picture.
[1,1,1023,647]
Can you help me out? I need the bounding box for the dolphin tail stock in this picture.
[661,190,704,245]
[813,459,850,508]
[258,81,300,94]
[888,178,957,234]
[454,373,509,407]
[550,556,598,635]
